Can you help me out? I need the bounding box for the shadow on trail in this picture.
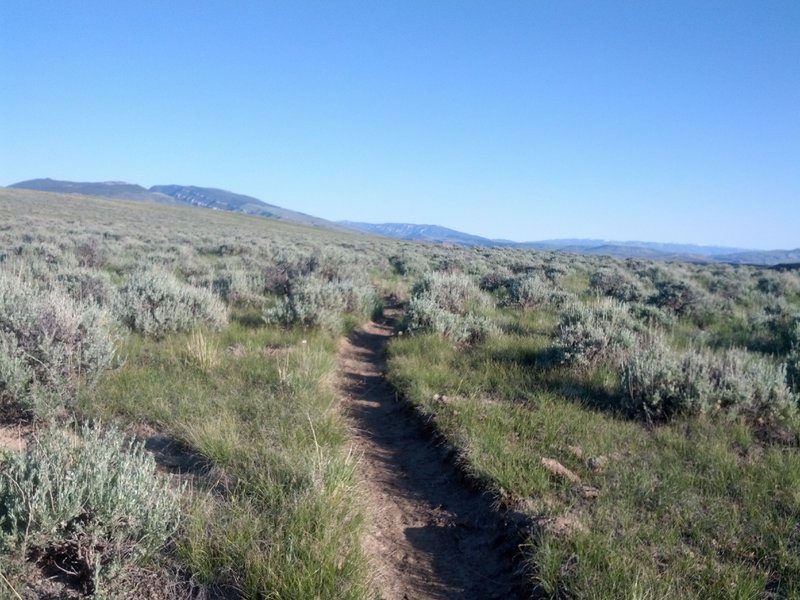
[340,312,532,600]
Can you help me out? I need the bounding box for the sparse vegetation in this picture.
[1,187,799,599]
[0,424,182,597]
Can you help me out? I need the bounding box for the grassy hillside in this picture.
[0,188,388,598]
[0,187,798,598]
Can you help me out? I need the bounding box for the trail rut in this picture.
[338,309,529,600]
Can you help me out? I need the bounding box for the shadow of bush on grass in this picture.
[487,345,628,417]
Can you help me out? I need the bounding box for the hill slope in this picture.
[8,179,796,264]
[150,185,334,227]
[9,178,173,203]
[9,179,336,229]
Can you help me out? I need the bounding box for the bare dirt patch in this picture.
[0,424,29,453]
[339,309,530,599]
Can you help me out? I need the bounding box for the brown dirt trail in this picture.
[338,309,530,600]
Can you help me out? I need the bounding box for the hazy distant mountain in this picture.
[9,178,173,203]
[9,179,335,228]
[517,239,746,257]
[339,221,495,246]
[718,249,800,265]
[338,221,797,265]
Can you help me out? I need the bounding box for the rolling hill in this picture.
[7,179,797,265]
[10,179,336,228]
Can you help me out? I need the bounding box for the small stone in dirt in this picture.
[541,457,582,485]
[577,484,600,500]
[588,455,609,473]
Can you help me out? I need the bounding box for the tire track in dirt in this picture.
[338,309,530,600]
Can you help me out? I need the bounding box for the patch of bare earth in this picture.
[0,424,29,453]
[339,309,530,600]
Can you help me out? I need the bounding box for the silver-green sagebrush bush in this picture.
[264,274,381,332]
[0,271,116,415]
[621,333,797,421]
[0,424,182,596]
[402,293,495,345]
[555,298,637,368]
[402,272,495,345]
[115,266,227,336]
[503,274,552,308]
[410,272,489,314]
[55,267,117,306]
[589,265,644,302]
[212,267,266,306]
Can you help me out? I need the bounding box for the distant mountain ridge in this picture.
[6,179,797,265]
[339,221,495,246]
[9,178,334,228]
[8,178,174,203]
[338,221,799,265]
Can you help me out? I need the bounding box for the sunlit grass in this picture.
[80,322,370,598]
[387,323,800,598]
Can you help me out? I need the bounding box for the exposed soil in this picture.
[0,423,29,453]
[339,309,530,600]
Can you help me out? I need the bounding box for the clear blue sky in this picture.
[1,1,798,249]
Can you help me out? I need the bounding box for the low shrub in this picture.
[503,275,552,308]
[0,271,116,417]
[621,336,797,421]
[755,271,791,296]
[388,252,428,277]
[213,268,266,306]
[555,299,637,368]
[620,332,684,419]
[0,424,182,596]
[55,267,117,306]
[478,268,514,292]
[650,279,703,316]
[115,267,227,337]
[628,302,676,328]
[589,265,643,302]
[410,272,488,314]
[706,266,749,301]
[264,275,381,332]
[402,294,495,345]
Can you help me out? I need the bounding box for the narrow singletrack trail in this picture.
[338,308,529,600]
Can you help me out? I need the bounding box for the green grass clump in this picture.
[387,322,800,598]
[80,322,370,598]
